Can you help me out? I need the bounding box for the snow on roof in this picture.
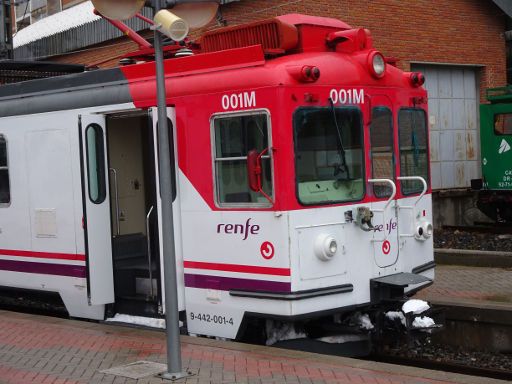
[14,1,100,48]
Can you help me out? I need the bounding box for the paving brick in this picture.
[0,309,507,384]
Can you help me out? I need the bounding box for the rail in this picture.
[396,176,428,238]
[146,205,155,299]
[368,178,396,241]
[109,168,120,236]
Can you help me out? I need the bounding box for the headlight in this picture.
[368,51,386,78]
[415,219,433,241]
[314,234,338,261]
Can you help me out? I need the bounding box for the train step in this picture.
[272,336,372,357]
[114,295,160,318]
[112,233,148,261]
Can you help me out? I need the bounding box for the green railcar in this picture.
[474,86,512,221]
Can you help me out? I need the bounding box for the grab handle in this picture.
[109,168,120,236]
[146,205,155,299]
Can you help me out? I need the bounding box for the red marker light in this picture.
[304,93,319,103]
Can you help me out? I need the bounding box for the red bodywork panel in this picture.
[120,15,429,213]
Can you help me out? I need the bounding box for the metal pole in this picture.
[153,0,190,380]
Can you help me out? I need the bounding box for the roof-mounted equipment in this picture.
[201,18,299,55]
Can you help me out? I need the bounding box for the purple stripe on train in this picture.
[0,260,86,278]
[184,273,291,292]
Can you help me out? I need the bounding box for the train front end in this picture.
[180,14,435,351]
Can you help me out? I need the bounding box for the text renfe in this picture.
[217,218,260,240]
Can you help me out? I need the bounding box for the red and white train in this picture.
[0,14,434,349]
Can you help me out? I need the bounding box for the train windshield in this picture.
[398,108,429,194]
[293,107,364,205]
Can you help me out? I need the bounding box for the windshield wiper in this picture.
[329,98,350,179]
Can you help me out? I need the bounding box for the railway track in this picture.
[441,224,512,235]
[370,351,512,381]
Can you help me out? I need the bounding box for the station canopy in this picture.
[13,0,240,60]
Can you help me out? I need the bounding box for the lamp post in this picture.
[151,0,191,380]
[91,0,218,379]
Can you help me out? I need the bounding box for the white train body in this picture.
[0,15,434,343]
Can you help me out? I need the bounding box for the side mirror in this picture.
[247,150,261,192]
[247,148,275,205]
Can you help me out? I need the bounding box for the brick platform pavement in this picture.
[414,265,512,307]
[0,310,506,384]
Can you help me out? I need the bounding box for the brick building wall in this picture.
[50,0,507,99]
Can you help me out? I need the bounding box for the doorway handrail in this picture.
[109,168,120,236]
[146,205,155,299]
[396,176,428,238]
[368,178,396,242]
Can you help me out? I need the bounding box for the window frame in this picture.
[0,134,10,207]
[370,106,395,199]
[210,109,274,209]
[493,113,512,136]
[292,105,365,207]
[85,123,107,205]
[397,107,430,196]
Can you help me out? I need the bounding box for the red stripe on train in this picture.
[0,249,86,262]
[183,261,290,276]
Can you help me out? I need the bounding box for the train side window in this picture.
[212,111,273,207]
[0,135,10,205]
[398,108,429,195]
[370,107,394,198]
[494,113,512,135]
[85,124,107,204]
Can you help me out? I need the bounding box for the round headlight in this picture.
[422,222,433,239]
[414,219,433,241]
[314,234,338,261]
[369,51,386,78]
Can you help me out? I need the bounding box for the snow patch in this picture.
[385,311,406,326]
[351,312,374,330]
[265,321,307,346]
[402,299,430,314]
[106,314,166,329]
[316,334,368,344]
[412,316,435,328]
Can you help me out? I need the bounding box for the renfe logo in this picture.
[217,218,260,240]
[374,218,398,235]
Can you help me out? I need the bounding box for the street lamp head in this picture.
[91,0,146,20]
[168,1,219,28]
[154,10,189,41]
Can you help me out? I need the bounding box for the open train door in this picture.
[368,95,399,268]
[79,113,115,305]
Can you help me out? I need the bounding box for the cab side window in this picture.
[494,113,512,135]
[370,107,394,198]
[398,108,429,194]
[212,112,273,207]
[0,135,10,205]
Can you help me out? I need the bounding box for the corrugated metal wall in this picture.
[15,0,240,60]
[14,6,154,60]
[412,64,480,190]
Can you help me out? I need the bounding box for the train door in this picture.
[79,114,115,306]
[369,96,399,268]
[106,111,162,317]
[149,107,185,313]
